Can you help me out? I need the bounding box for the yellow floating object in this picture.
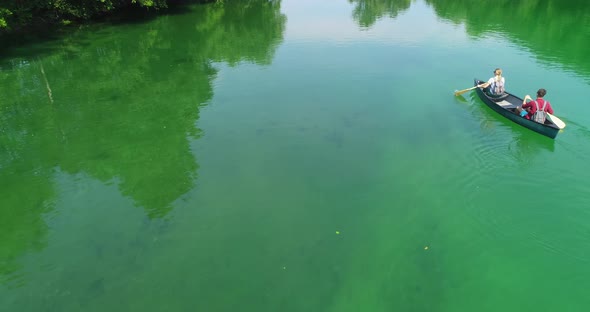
[335,231,340,235]
[424,246,429,250]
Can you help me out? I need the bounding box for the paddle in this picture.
[547,113,566,129]
[454,85,479,96]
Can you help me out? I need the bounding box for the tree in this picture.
[0,0,171,32]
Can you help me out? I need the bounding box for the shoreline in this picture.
[0,0,212,46]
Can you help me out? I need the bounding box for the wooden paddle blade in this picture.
[454,89,468,96]
[454,86,476,96]
[547,113,566,129]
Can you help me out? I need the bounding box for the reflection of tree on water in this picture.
[0,0,285,284]
[349,0,412,28]
[425,0,590,81]
[0,169,53,285]
[349,0,590,79]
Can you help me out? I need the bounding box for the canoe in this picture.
[473,78,560,139]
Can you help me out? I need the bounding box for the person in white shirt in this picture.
[477,68,505,96]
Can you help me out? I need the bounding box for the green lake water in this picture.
[2,0,590,311]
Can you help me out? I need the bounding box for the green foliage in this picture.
[0,0,169,31]
[0,8,11,28]
[133,0,168,7]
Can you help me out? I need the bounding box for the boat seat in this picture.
[496,100,517,109]
[486,92,510,102]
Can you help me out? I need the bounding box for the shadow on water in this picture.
[0,0,285,286]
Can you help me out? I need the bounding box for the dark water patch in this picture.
[88,278,106,296]
[256,128,268,136]
[324,131,344,148]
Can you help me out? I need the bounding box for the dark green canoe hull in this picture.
[474,79,560,139]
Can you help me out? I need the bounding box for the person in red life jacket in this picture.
[519,88,554,121]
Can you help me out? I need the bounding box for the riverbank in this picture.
[0,0,212,41]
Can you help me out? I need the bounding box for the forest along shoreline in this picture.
[0,0,212,43]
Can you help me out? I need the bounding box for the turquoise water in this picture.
[2,0,590,311]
